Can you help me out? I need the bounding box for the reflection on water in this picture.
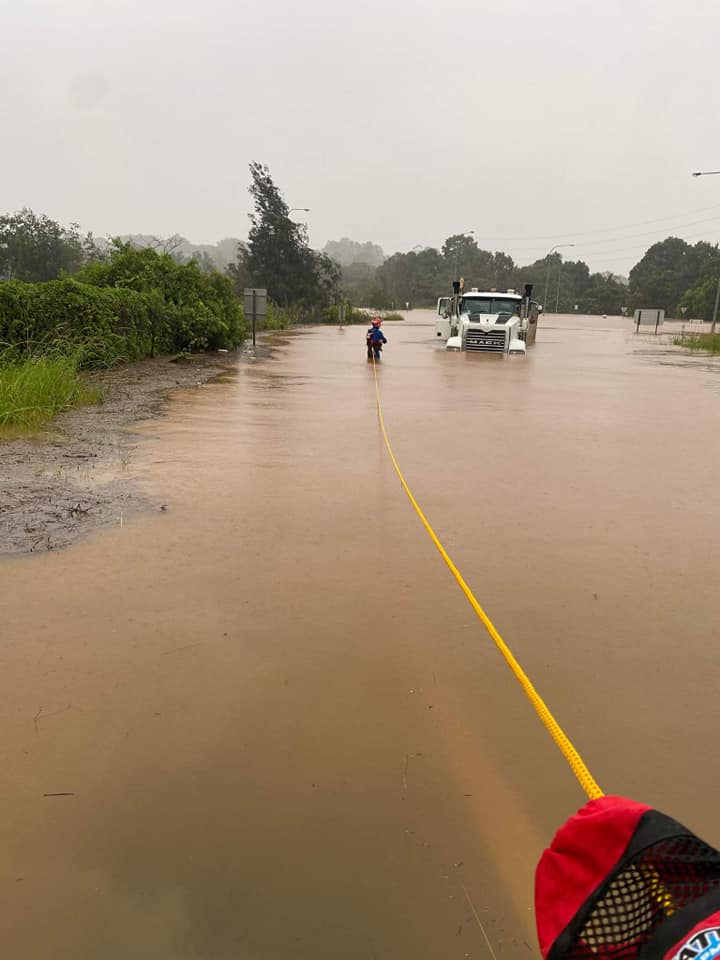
[1,312,719,958]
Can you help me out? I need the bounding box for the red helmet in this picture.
[372,317,382,327]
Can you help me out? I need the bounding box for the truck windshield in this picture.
[461,298,520,316]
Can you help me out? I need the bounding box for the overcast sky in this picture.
[3,0,720,274]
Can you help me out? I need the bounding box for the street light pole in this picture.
[691,172,720,332]
[543,243,575,313]
[711,278,720,336]
[555,264,563,314]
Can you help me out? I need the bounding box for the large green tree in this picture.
[246,163,305,305]
[0,208,100,282]
[578,274,628,315]
[374,247,446,307]
[339,261,377,305]
[442,234,483,282]
[226,241,253,296]
[245,162,337,309]
[628,238,705,314]
[679,243,720,319]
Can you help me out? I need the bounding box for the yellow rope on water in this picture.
[371,357,603,801]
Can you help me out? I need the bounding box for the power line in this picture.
[573,227,720,259]
[484,216,720,258]
[471,201,720,244]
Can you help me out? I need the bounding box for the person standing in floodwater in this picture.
[366,317,387,360]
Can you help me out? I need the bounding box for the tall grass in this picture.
[0,353,102,429]
[673,333,720,355]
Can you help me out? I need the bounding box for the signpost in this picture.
[633,308,665,335]
[243,288,267,347]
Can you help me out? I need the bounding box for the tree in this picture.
[374,247,446,307]
[144,234,186,257]
[551,259,592,313]
[226,242,253,296]
[246,163,311,306]
[442,234,480,280]
[245,163,339,310]
[339,261,377,305]
[491,251,517,290]
[0,208,100,282]
[191,250,216,274]
[323,238,385,268]
[679,243,720,320]
[628,238,701,315]
[681,276,720,321]
[578,274,627,315]
[313,252,342,305]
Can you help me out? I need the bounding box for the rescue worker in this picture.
[366,317,387,360]
[536,794,720,960]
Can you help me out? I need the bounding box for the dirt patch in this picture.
[0,350,261,556]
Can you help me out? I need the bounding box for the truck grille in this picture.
[465,328,507,352]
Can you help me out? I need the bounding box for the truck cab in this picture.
[435,287,539,354]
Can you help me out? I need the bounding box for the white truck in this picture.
[435,284,540,355]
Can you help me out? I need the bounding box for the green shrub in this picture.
[76,246,244,354]
[0,279,150,365]
[0,246,245,369]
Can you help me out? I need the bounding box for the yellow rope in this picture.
[371,357,603,801]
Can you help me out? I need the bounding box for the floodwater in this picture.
[1,312,719,958]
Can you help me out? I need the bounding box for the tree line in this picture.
[339,235,627,315]
[334,233,720,319]
[3,167,720,366]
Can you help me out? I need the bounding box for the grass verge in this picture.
[0,355,103,431]
[673,333,720,355]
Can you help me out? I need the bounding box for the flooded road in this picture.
[1,312,719,958]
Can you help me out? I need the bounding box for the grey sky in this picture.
[3,0,720,274]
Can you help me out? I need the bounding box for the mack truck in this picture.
[435,282,540,354]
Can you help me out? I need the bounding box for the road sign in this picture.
[244,288,267,347]
[634,308,665,335]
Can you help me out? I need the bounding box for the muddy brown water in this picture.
[1,313,719,958]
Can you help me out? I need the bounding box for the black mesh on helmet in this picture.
[565,835,720,960]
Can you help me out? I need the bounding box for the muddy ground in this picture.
[0,351,257,556]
